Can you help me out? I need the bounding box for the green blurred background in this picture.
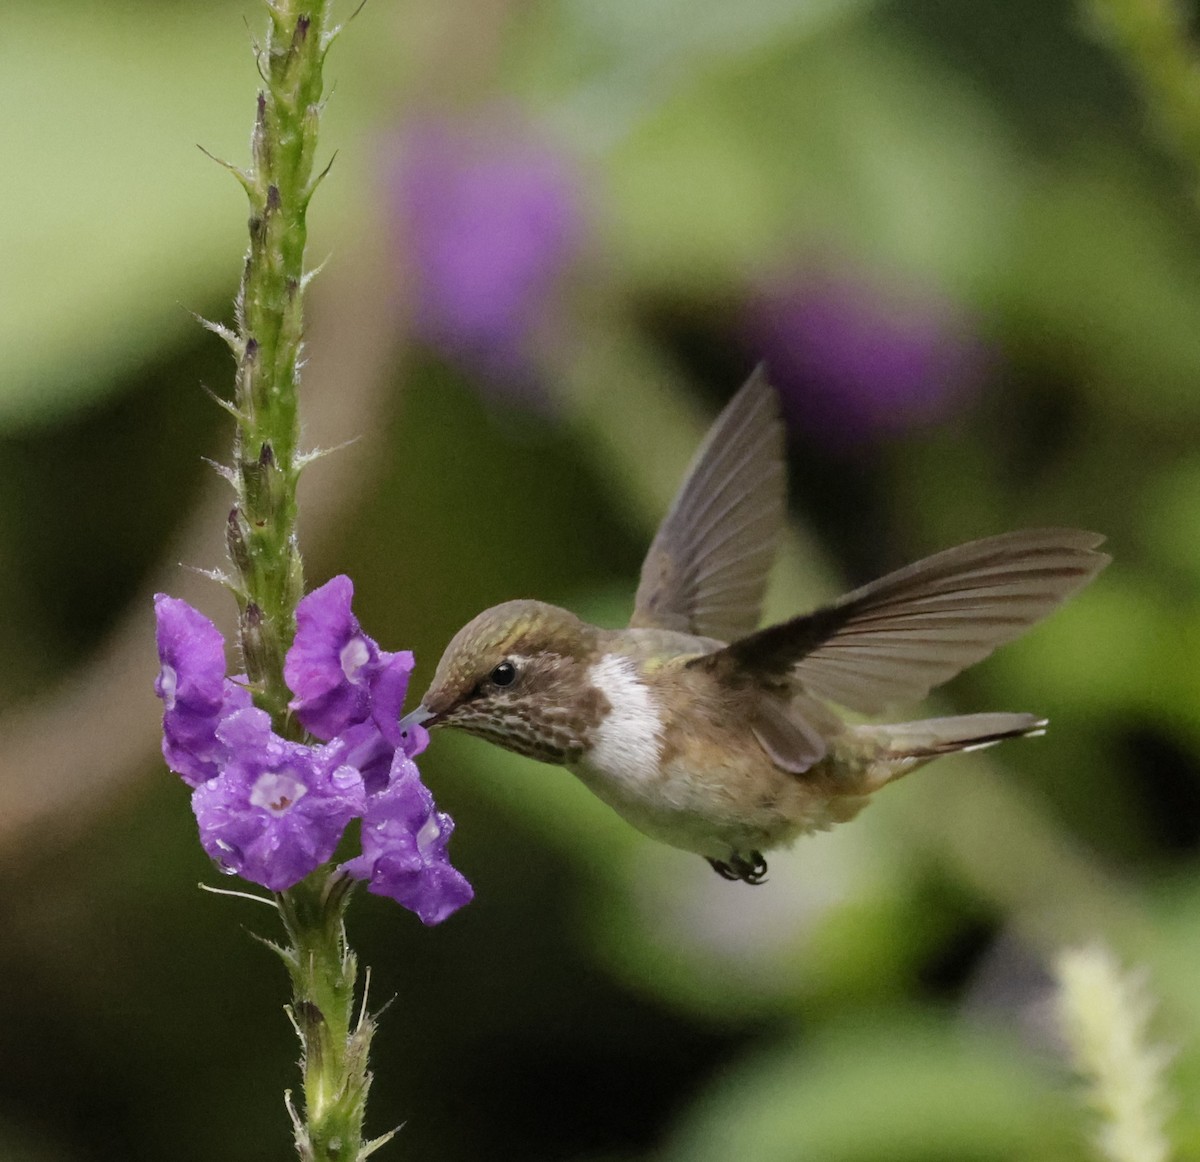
[1,0,1198,1158]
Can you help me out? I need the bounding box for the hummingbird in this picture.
[403,369,1109,883]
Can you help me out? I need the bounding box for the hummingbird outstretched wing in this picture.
[630,367,786,642]
[692,529,1110,772]
[718,528,1110,714]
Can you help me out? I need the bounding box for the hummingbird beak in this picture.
[400,704,440,731]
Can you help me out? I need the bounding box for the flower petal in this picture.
[154,595,226,712]
[287,575,379,739]
[369,649,414,746]
[154,596,251,787]
[342,752,472,924]
[194,721,366,892]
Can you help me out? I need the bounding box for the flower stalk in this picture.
[278,868,385,1161]
[221,0,337,722]
[215,4,380,1158]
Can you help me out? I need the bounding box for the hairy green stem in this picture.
[212,5,381,1158]
[278,870,380,1162]
[225,0,337,721]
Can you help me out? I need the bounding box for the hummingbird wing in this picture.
[712,528,1110,717]
[748,690,844,773]
[630,367,786,642]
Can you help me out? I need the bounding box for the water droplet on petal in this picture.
[330,764,363,793]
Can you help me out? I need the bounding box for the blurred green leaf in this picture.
[1004,149,1200,421]
[1141,458,1200,583]
[521,0,871,145]
[0,5,243,427]
[983,569,1189,720]
[662,1012,1084,1162]
[604,30,1019,294]
[0,2,372,432]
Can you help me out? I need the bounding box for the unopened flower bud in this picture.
[241,444,276,517]
[239,601,271,680]
[226,507,253,579]
[238,336,261,418]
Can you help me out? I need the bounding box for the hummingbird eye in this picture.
[489,660,517,688]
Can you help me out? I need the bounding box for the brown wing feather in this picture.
[630,367,786,642]
[711,529,1110,714]
[750,691,843,773]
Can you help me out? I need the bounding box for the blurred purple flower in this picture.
[389,113,584,391]
[154,595,252,787]
[744,265,989,445]
[342,748,474,926]
[193,708,366,892]
[153,582,471,921]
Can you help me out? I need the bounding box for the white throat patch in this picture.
[585,654,663,785]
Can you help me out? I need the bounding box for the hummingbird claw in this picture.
[706,852,769,885]
[707,858,741,881]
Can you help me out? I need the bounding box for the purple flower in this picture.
[286,575,413,747]
[743,263,988,445]
[286,575,418,794]
[154,595,252,787]
[343,749,473,926]
[192,708,366,892]
[388,112,584,392]
[154,584,472,922]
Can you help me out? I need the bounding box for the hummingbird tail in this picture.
[863,712,1047,789]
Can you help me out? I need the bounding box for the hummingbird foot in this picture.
[706,851,768,884]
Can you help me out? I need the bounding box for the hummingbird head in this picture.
[406,599,608,764]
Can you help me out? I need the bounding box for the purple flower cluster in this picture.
[153,579,472,925]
